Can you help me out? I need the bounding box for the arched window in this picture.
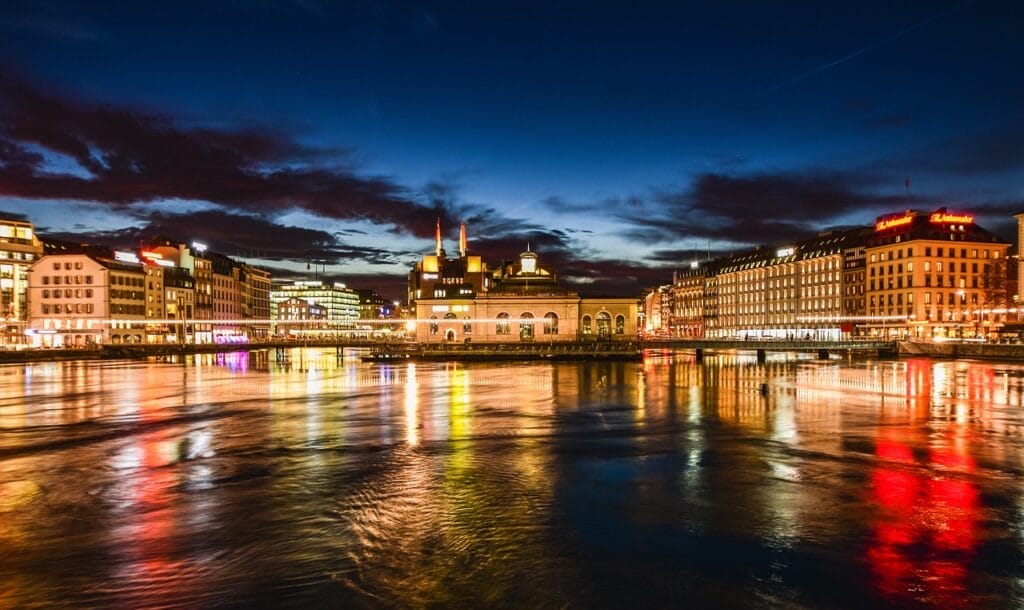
[596,312,611,339]
[520,312,534,341]
[429,315,438,335]
[543,312,559,335]
[444,312,457,320]
[496,312,510,335]
[582,315,592,335]
[615,314,625,334]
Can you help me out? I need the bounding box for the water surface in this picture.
[1,349,1023,608]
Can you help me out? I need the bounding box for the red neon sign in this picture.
[875,215,914,232]
[929,212,973,224]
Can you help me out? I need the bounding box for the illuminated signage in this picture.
[422,273,438,280]
[431,305,449,312]
[690,261,699,269]
[776,247,795,257]
[114,251,140,263]
[141,251,163,259]
[153,259,174,267]
[875,214,914,232]
[191,241,208,253]
[929,212,973,224]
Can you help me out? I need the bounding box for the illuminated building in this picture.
[143,240,214,343]
[211,253,242,343]
[0,217,43,346]
[143,264,166,343]
[408,221,489,303]
[26,251,147,347]
[411,223,637,343]
[665,264,713,337]
[240,265,271,340]
[711,229,865,339]
[647,207,1011,339]
[162,266,195,344]
[276,297,327,336]
[866,209,1009,339]
[269,280,359,335]
[643,285,671,335]
[144,240,270,343]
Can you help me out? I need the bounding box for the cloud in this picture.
[900,121,1024,176]
[0,71,458,239]
[617,169,919,245]
[40,209,413,266]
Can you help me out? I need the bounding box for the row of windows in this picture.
[0,251,33,261]
[41,303,95,314]
[52,261,84,270]
[113,276,144,287]
[871,261,991,275]
[111,304,145,315]
[868,292,981,307]
[111,289,144,300]
[41,289,94,299]
[872,247,1000,262]
[41,275,94,285]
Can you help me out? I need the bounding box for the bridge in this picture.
[641,338,899,361]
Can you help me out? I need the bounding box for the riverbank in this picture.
[898,340,1024,360]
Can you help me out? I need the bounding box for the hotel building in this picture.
[649,208,1011,340]
[866,209,1010,339]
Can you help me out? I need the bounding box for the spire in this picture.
[459,222,467,257]
[434,217,442,257]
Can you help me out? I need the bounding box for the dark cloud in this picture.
[901,121,1024,176]
[39,209,412,266]
[0,72,457,239]
[617,170,919,245]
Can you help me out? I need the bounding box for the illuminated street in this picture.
[1,348,1022,608]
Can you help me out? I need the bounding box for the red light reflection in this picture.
[868,439,978,605]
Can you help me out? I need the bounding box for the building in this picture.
[410,224,637,343]
[162,266,196,343]
[276,296,327,337]
[240,264,271,341]
[644,208,1011,340]
[270,280,359,336]
[143,240,214,343]
[0,217,43,346]
[26,251,147,347]
[211,253,243,343]
[866,209,1010,339]
[409,221,489,304]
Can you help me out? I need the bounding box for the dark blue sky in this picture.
[1,0,1022,298]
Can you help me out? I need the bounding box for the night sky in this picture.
[1,1,1022,299]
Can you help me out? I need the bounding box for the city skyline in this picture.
[2,1,1022,300]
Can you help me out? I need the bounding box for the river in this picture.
[1,348,1022,608]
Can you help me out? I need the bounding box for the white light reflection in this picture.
[405,363,419,446]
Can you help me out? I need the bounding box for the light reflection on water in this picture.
[0,348,1023,608]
